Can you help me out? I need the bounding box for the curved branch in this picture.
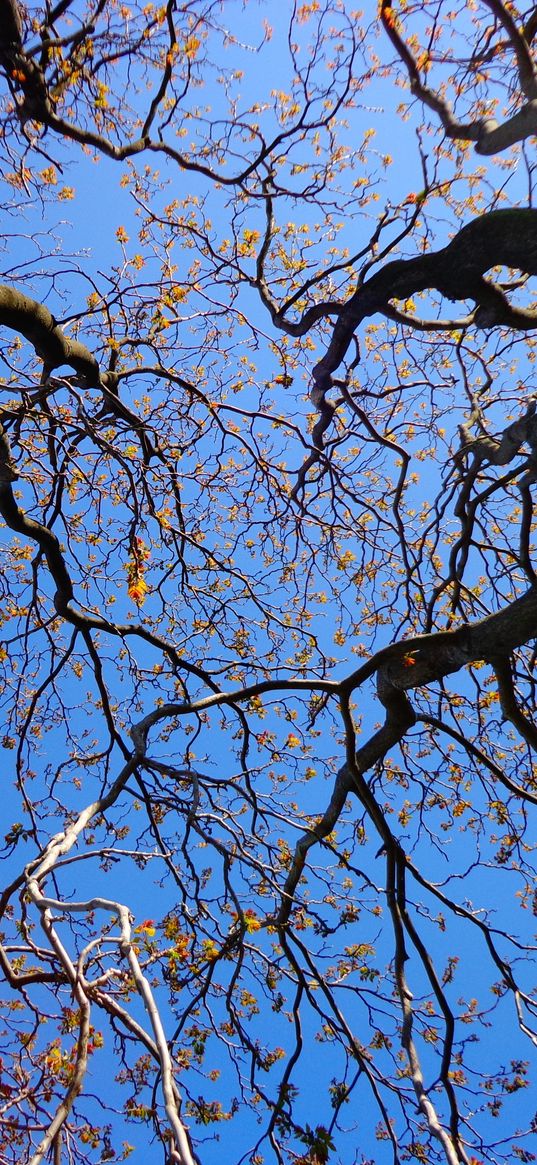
[313,208,537,398]
[492,654,537,751]
[282,208,537,481]
[0,285,101,381]
[0,419,219,689]
[380,0,537,154]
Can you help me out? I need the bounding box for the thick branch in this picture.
[0,285,100,381]
[286,208,537,476]
[343,583,537,698]
[314,209,537,397]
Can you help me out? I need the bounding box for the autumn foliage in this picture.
[1,3,537,1165]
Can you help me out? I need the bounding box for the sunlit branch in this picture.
[26,888,197,1165]
[380,0,537,154]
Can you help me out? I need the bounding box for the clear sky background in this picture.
[1,2,537,1164]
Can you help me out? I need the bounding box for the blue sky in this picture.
[2,3,537,1164]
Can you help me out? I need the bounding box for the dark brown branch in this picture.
[492,654,537,751]
[0,420,217,689]
[284,208,537,493]
[0,285,100,382]
[482,0,537,100]
[380,0,537,154]
[312,209,537,403]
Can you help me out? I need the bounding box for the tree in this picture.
[1,2,537,1163]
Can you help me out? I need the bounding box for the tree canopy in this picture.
[1,3,537,1165]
